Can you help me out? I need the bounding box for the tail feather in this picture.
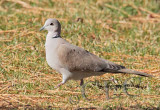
[118,69,153,77]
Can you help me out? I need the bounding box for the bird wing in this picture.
[57,43,125,72]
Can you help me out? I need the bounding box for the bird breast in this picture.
[45,39,62,72]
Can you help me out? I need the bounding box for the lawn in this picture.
[0,0,160,109]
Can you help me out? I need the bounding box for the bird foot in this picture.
[55,82,64,88]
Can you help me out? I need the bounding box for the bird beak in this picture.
[39,26,45,31]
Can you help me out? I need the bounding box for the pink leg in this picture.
[55,82,64,88]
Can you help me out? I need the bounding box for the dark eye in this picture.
[50,23,54,25]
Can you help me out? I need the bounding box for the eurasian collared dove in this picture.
[40,18,152,88]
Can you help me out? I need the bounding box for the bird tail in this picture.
[118,69,153,77]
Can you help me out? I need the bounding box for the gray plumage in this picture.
[40,18,152,88]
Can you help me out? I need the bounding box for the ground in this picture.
[0,0,160,109]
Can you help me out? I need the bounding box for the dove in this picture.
[40,18,152,88]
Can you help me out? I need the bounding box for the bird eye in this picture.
[50,23,54,25]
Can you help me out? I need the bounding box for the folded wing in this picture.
[57,43,125,72]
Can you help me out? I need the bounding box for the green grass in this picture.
[0,0,160,109]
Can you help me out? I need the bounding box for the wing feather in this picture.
[57,43,125,72]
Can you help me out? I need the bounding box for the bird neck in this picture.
[47,31,61,38]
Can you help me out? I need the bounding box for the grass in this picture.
[0,0,160,109]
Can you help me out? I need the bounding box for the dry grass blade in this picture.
[139,7,160,18]
[0,30,16,33]
[105,3,131,17]
[6,0,54,12]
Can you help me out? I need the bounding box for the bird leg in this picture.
[80,79,84,86]
[55,82,64,88]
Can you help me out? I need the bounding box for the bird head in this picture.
[40,18,61,34]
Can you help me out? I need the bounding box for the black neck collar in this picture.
[52,35,61,38]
